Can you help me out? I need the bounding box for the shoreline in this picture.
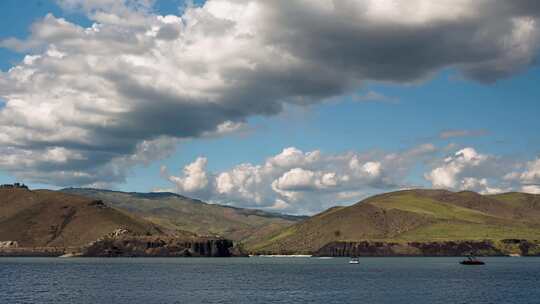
[1,255,537,259]
[2,239,539,258]
[0,251,533,258]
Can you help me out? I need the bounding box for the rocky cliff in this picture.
[314,239,540,257]
[0,247,66,257]
[81,236,236,257]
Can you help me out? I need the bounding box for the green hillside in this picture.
[61,188,304,242]
[249,189,540,254]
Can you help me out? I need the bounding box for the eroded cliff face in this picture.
[0,225,240,257]
[314,239,540,257]
[0,247,66,257]
[81,236,236,257]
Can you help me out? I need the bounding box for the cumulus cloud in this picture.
[424,147,540,195]
[425,148,489,189]
[521,185,540,194]
[459,177,508,195]
[162,157,209,194]
[159,144,540,213]
[1,0,540,186]
[519,158,540,184]
[505,158,540,194]
[162,145,438,214]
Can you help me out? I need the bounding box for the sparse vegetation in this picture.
[248,189,540,254]
[0,188,162,247]
[60,188,304,243]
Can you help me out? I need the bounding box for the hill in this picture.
[0,187,164,248]
[249,189,540,254]
[60,188,304,243]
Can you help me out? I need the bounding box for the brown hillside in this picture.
[0,188,163,247]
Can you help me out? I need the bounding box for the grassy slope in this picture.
[0,188,163,247]
[61,188,304,242]
[250,190,540,254]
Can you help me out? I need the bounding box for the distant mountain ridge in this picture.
[63,188,200,201]
[60,188,305,243]
[249,189,540,254]
[4,186,539,257]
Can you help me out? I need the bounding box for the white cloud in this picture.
[460,177,507,195]
[424,147,540,195]
[505,158,540,194]
[267,147,321,169]
[273,168,318,191]
[269,199,290,211]
[425,148,488,188]
[522,185,540,194]
[162,145,437,214]
[0,0,539,187]
[160,144,540,213]
[215,163,266,204]
[162,157,209,194]
[272,168,343,192]
[519,158,540,184]
[362,161,382,177]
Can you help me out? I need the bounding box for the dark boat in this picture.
[460,255,485,265]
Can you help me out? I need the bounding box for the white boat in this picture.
[349,257,360,264]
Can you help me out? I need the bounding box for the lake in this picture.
[1,257,539,303]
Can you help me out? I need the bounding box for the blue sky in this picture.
[141,67,540,193]
[1,0,539,213]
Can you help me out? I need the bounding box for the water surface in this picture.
[1,257,539,303]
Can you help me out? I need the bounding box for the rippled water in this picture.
[1,257,539,304]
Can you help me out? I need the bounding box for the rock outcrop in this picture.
[81,235,236,257]
[314,239,540,257]
[0,247,66,257]
[0,188,240,257]
[0,241,19,248]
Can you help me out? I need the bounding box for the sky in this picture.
[0,0,539,214]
